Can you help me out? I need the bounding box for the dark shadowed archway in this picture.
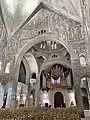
[18,61,26,84]
[54,92,65,108]
[82,96,89,110]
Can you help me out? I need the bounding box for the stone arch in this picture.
[14,35,73,83]
[22,57,30,84]
[40,60,71,72]
[10,35,75,108]
[79,53,86,57]
[25,53,38,78]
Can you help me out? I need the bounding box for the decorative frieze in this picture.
[70,42,87,57]
[5,9,83,56]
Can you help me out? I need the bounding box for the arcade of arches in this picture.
[0,0,90,115]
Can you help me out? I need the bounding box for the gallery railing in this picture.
[0,107,81,120]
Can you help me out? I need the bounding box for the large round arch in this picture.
[10,35,74,108]
[14,35,74,83]
[22,57,30,84]
[40,60,71,72]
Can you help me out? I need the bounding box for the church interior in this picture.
[0,0,90,119]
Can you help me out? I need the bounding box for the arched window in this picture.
[81,77,86,85]
[32,73,36,79]
[18,61,26,84]
[5,62,10,74]
[0,61,2,72]
[79,54,86,67]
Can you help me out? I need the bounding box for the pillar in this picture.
[36,74,40,106]
[72,60,83,110]
[42,73,46,88]
[10,61,18,110]
[27,83,33,107]
[10,79,18,110]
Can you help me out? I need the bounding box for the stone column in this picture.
[27,83,35,107]
[10,61,18,110]
[36,74,40,106]
[26,83,30,107]
[42,73,46,88]
[10,79,18,110]
[72,60,83,110]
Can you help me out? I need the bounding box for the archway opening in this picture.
[82,96,89,110]
[18,61,26,84]
[54,92,65,108]
[14,39,73,108]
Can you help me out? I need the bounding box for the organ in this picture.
[43,64,71,89]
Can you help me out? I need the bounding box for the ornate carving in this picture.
[69,25,84,41]
[0,16,7,58]
[5,39,19,55]
[72,60,81,86]
[70,42,87,57]
[6,9,83,55]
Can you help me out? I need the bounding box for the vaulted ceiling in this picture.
[0,0,82,38]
